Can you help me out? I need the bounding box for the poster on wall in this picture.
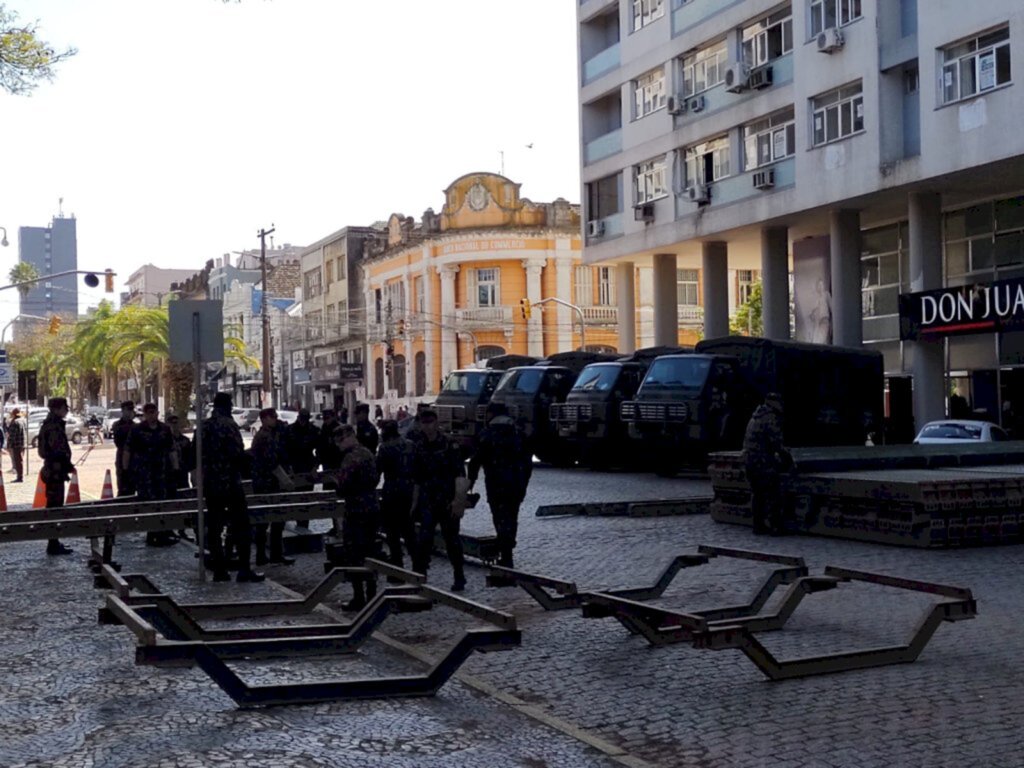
[792,236,833,344]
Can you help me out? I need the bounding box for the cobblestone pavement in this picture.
[2,465,1022,767]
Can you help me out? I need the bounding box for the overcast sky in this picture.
[0,0,581,322]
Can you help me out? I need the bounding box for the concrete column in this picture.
[908,192,945,427]
[652,253,677,347]
[438,265,459,379]
[702,242,730,340]
[616,262,636,354]
[761,226,790,340]
[637,266,655,347]
[555,256,573,352]
[829,209,862,347]
[421,255,436,394]
[523,259,545,358]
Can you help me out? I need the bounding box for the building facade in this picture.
[123,264,197,306]
[17,215,78,323]
[577,0,1024,429]
[361,173,621,410]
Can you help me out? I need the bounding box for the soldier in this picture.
[167,414,194,542]
[124,403,179,546]
[250,408,295,566]
[354,402,379,454]
[7,408,25,483]
[202,392,264,583]
[335,423,381,610]
[742,392,792,535]
[410,408,467,591]
[287,408,320,479]
[317,408,343,474]
[111,401,136,497]
[468,402,533,568]
[376,419,417,569]
[38,397,73,556]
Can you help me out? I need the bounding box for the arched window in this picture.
[477,345,506,361]
[415,351,426,396]
[392,354,407,398]
[374,358,384,397]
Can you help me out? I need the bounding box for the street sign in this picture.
[0,364,13,385]
[168,300,224,363]
[0,348,8,364]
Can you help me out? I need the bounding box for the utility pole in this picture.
[257,225,275,408]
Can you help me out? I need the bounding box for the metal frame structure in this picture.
[535,497,713,518]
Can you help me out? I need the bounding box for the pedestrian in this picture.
[7,408,25,483]
[468,402,533,568]
[334,423,381,610]
[355,402,379,454]
[124,403,179,546]
[38,397,73,556]
[376,419,417,570]
[742,392,792,535]
[202,392,264,583]
[410,408,467,591]
[112,401,136,497]
[250,407,296,566]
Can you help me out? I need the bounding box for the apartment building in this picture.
[578,0,1024,429]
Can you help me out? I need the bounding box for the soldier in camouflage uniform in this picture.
[742,392,792,535]
[202,393,264,583]
[38,398,74,556]
[354,402,379,454]
[111,401,136,497]
[334,423,380,610]
[376,419,417,570]
[250,408,295,566]
[125,403,178,546]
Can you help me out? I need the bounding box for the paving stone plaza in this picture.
[1,463,1021,767]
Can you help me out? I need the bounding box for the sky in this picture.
[0,0,582,324]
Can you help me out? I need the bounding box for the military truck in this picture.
[435,355,537,454]
[620,336,884,474]
[550,347,689,468]
[489,351,620,465]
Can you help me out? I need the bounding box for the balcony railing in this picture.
[584,128,622,164]
[582,306,618,325]
[583,42,620,84]
[454,305,514,328]
[678,305,704,325]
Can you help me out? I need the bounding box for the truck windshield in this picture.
[442,372,487,395]
[495,368,544,394]
[641,357,712,395]
[571,365,619,392]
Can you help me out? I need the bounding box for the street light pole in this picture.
[532,297,587,351]
[257,225,275,408]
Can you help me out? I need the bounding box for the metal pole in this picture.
[193,312,206,582]
[531,297,586,351]
[258,226,275,408]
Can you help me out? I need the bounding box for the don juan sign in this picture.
[899,278,1024,340]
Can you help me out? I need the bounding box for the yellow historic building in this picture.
[362,173,625,403]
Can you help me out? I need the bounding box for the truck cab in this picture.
[435,368,505,453]
[488,365,576,464]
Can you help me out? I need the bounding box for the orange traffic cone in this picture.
[65,470,81,505]
[32,472,47,508]
[0,470,7,512]
[101,469,114,501]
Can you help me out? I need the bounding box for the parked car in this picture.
[913,420,1010,444]
[102,408,123,438]
[28,413,85,448]
[278,409,299,425]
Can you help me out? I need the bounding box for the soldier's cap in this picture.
[213,392,233,410]
[260,407,277,420]
[120,400,135,410]
[48,397,68,410]
[417,407,438,422]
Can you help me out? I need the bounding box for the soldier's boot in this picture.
[253,526,269,566]
[498,545,514,569]
[46,539,73,556]
[268,535,295,566]
[344,579,368,612]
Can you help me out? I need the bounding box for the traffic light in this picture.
[104,270,115,293]
[519,298,532,320]
[48,315,62,335]
[396,318,406,336]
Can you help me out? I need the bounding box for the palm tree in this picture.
[8,261,39,298]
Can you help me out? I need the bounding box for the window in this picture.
[303,268,322,299]
[574,266,595,307]
[598,267,616,306]
[634,157,668,204]
[742,107,795,170]
[337,299,348,334]
[476,268,499,307]
[588,174,620,220]
[324,260,333,285]
[684,136,730,187]
[737,270,760,305]
[941,27,1011,105]
[634,68,666,118]
[385,281,406,314]
[632,0,664,31]
[677,268,699,306]
[742,8,793,68]
[413,276,425,314]
[681,40,727,97]
[809,0,861,37]
[306,309,322,340]
[811,82,864,146]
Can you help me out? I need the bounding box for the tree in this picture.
[8,261,39,298]
[0,3,76,95]
[730,281,763,337]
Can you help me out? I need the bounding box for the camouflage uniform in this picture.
[112,417,136,496]
[376,434,417,568]
[250,422,290,563]
[287,420,320,475]
[7,417,25,482]
[38,413,73,554]
[411,432,466,584]
[467,414,533,567]
[317,420,344,473]
[742,401,791,535]
[127,421,174,501]
[201,409,254,576]
[169,432,193,495]
[336,442,380,607]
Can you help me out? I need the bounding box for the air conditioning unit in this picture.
[634,202,655,222]
[688,95,706,113]
[725,62,751,93]
[667,94,686,115]
[752,169,776,190]
[817,27,845,53]
[749,66,774,90]
[685,185,710,204]
[587,220,605,237]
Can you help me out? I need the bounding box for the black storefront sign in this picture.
[899,277,1024,341]
[338,363,363,382]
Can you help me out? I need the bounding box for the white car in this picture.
[913,420,1010,444]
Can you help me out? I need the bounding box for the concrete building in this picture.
[17,215,78,321]
[577,0,1024,432]
[123,264,196,306]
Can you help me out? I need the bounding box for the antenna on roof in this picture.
[58,197,64,217]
